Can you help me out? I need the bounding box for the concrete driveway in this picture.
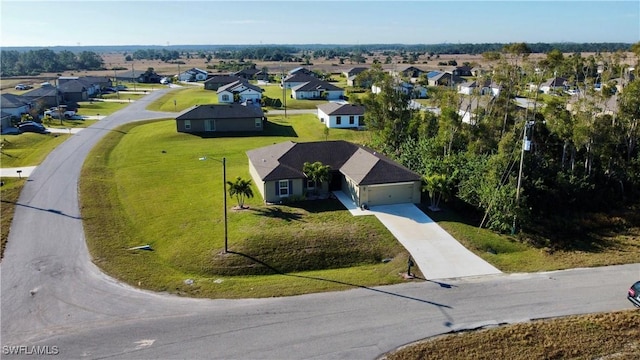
[333,191,502,280]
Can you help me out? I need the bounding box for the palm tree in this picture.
[226,177,253,209]
[303,161,331,195]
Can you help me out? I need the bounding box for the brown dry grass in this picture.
[384,310,640,360]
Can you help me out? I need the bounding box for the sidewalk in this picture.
[0,166,37,178]
[333,191,502,280]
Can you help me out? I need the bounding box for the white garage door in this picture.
[367,183,415,206]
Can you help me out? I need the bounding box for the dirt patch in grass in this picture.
[384,310,640,360]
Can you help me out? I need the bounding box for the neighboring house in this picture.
[343,67,368,78]
[457,80,500,96]
[21,84,63,108]
[233,67,262,80]
[538,77,568,94]
[58,76,110,96]
[281,73,318,89]
[372,82,427,98]
[471,67,488,77]
[246,140,422,207]
[399,66,426,79]
[452,66,473,77]
[178,68,208,82]
[175,103,264,133]
[114,70,162,83]
[1,111,12,133]
[566,93,618,116]
[317,103,365,128]
[458,97,494,125]
[217,80,263,104]
[288,67,314,76]
[291,80,344,100]
[204,75,243,90]
[59,80,89,102]
[427,71,464,87]
[0,93,33,119]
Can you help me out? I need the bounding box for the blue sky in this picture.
[1,1,638,47]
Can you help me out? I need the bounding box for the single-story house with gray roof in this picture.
[317,103,365,128]
[247,140,422,206]
[176,103,264,133]
[291,80,344,100]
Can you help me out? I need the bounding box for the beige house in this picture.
[247,141,422,207]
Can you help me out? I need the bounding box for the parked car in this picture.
[44,108,76,119]
[15,84,33,90]
[18,122,48,134]
[628,281,640,308]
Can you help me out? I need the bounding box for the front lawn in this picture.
[80,115,407,298]
[261,85,327,110]
[1,132,70,167]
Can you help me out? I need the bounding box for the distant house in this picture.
[457,79,500,96]
[317,103,365,128]
[217,80,263,104]
[427,72,464,87]
[175,104,264,133]
[58,80,89,102]
[178,68,208,82]
[288,67,314,76]
[246,140,422,206]
[372,82,427,98]
[452,66,473,77]
[343,67,368,78]
[204,75,243,90]
[282,73,318,89]
[233,67,262,80]
[458,97,494,125]
[21,84,63,108]
[58,76,110,95]
[399,66,426,79]
[291,80,344,100]
[539,77,569,94]
[1,93,33,119]
[114,70,161,83]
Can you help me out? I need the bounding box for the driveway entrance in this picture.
[333,191,502,280]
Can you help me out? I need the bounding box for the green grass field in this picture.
[146,87,219,112]
[80,115,408,298]
[1,133,70,167]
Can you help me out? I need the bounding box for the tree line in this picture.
[1,49,104,77]
[358,43,640,248]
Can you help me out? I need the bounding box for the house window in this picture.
[336,116,341,125]
[359,115,364,125]
[278,180,289,196]
[349,116,355,125]
[255,118,262,128]
[307,180,315,190]
[222,94,230,102]
[184,120,191,130]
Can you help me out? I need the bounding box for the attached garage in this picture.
[364,182,419,206]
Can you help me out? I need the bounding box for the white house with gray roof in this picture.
[217,80,263,104]
[291,80,344,100]
[317,103,365,128]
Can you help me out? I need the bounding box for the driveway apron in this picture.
[333,191,502,279]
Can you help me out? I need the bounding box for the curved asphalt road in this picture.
[1,89,638,359]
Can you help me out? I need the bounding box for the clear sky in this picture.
[1,0,638,47]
